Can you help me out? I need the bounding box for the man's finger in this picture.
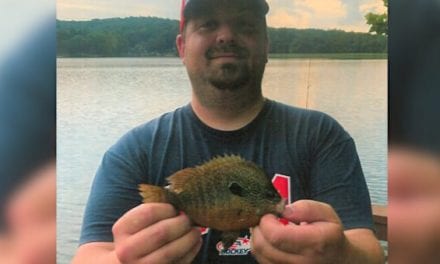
[176,234,204,264]
[140,227,202,264]
[115,213,193,261]
[251,224,305,263]
[257,214,323,254]
[112,203,177,238]
[282,200,341,225]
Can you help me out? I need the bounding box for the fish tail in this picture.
[138,184,169,203]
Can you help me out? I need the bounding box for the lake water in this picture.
[57,57,387,263]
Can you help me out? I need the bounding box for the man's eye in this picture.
[240,21,255,28]
[238,21,258,33]
[200,21,217,30]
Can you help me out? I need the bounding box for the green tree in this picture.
[56,17,386,57]
[365,0,388,35]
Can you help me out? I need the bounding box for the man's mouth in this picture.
[206,45,248,60]
[209,53,240,60]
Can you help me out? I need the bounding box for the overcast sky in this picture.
[57,0,386,32]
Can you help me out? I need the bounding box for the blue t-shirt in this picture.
[80,99,373,263]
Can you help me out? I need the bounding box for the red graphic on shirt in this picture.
[272,174,291,225]
[199,226,209,235]
[272,174,291,204]
[241,237,250,245]
[216,236,252,255]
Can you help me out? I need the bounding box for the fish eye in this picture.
[228,182,244,197]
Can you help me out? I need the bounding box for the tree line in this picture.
[57,17,387,57]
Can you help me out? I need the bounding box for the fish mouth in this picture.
[255,198,287,218]
[274,198,287,217]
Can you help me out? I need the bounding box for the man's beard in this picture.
[207,62,251,90]
[204,44,254,91]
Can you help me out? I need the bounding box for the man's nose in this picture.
[216,24,236,44]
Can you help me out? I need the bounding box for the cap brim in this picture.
[180,0,269,32]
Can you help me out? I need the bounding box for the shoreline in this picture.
[56,53,387,60]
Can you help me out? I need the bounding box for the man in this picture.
[73,0,383,263]
[388,0,440,262]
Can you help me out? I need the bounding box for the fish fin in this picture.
[138,184,168,203]
[221,231,240,249]
[166,168,196,194]
[197,155,249,173]
[206,154,245,166]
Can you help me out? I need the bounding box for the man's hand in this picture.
[251,200,349,263]
[112,203,202,264]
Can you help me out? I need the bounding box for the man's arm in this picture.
[72,203,202,264]
[344,228,384,264]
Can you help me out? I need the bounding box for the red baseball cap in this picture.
[179,0,269,32]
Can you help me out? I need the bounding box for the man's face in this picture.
[177,2,268,92]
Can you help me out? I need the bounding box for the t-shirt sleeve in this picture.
[309,113,374,230]
[79,129,147,245]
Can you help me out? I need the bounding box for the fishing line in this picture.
[306,59,311,109]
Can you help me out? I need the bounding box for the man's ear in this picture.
[176,34,185,63]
